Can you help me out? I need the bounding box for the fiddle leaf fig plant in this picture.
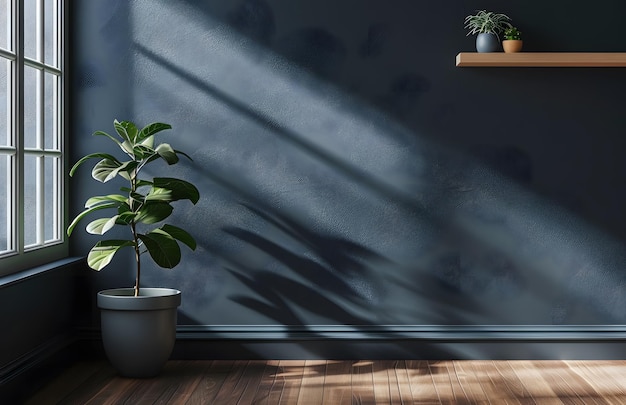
[67,119,200,296]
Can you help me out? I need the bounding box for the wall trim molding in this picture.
[0,333,75,386]
[0,333,77,402]
[176,324,626,341]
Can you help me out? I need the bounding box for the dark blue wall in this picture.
[70,0,626,331]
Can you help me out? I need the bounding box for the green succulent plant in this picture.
[464,10,512,36]
[504,26,522,40]
[67,119,200,296]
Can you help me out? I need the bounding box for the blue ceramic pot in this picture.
[476,33,501,53]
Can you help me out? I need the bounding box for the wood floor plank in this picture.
[530,361,592,405]
[350,360,376,404]
[383,360,404,405]
[453,360,490,404]
[405,360,440,404]
[264,360,288,404]
[200,360,248,404]
[322,360,353,405]
[185,360,234,404]
[235,360,269,405]
[371,360,393,404]
[208,360,253,404]
[84,375,140,405]
[251,359,281,404]
[276,360,306,405]
[577,361,626,403]
[468,361,525,405]
[23,360,106,405]
[545,361,608,405]
[565,361,620,405]
[163,361,212,404]
[492,361,535,404]
[510,361,563,405]
[54,361,119,405]
[293,360,325,405]
[393,360,415,404]
[442,360,472,404]
[428,360,454,404]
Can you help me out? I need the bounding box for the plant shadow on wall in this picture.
[221,203,487,328]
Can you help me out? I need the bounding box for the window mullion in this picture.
[36,0,43,63]
[15,0,24,254]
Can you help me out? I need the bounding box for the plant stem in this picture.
[131,167,141,297]
[132,221,141,297]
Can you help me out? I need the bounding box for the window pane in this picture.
[44,156,58,241]
[0,154,8,252]
[44,72,56,149]
[0,58,8,146]
[24,0,38,60]
[24,65,39,148]
[44,0,56,66]
[0,0,10,51]
[24,154,38,246]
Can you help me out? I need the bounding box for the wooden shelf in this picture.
[456,52,626,67]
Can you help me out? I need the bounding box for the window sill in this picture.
[0,257,84,289]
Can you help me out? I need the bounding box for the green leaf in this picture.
[69,153,121,177]
[154,177,200,204]
[133,144,155,161]
[115,211,135,225]
[160,224,196,250]
[85,194,127,208]
[138,122,172,142]
[112,121,136,157]
[67,202,119,236]
[114,120,137,143]
[140,135,155,148]
[138,230,181,268]
[92,159,137,183]
[146,187,173,202]
[87,240,135,271]
[92,159,120,182]
[120,140,135,157]
[135,201,173,224]
[86,216,119,235]
[155,143,179,164]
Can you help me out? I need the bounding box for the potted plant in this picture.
[67,119,200,377]
[464,10,512,53]
[503,26,523,53]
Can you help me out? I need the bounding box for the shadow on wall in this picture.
[74,0,626,332]
[222,203,487,326]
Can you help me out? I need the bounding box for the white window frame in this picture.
[0,0,67,276]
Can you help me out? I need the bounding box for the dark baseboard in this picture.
[172,325,626,360]
[0,334,78,404]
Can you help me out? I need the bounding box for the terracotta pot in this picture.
[503,40,523,53]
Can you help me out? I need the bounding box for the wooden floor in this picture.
[26,360,626,404]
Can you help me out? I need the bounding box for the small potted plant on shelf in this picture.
[464,10,512,53]
[67,119,200,378]
[503,26,523,53]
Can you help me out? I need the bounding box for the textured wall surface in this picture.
[70,0,626,328]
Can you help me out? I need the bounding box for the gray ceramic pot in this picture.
[97,287,181,378]
[476,33,501,53]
